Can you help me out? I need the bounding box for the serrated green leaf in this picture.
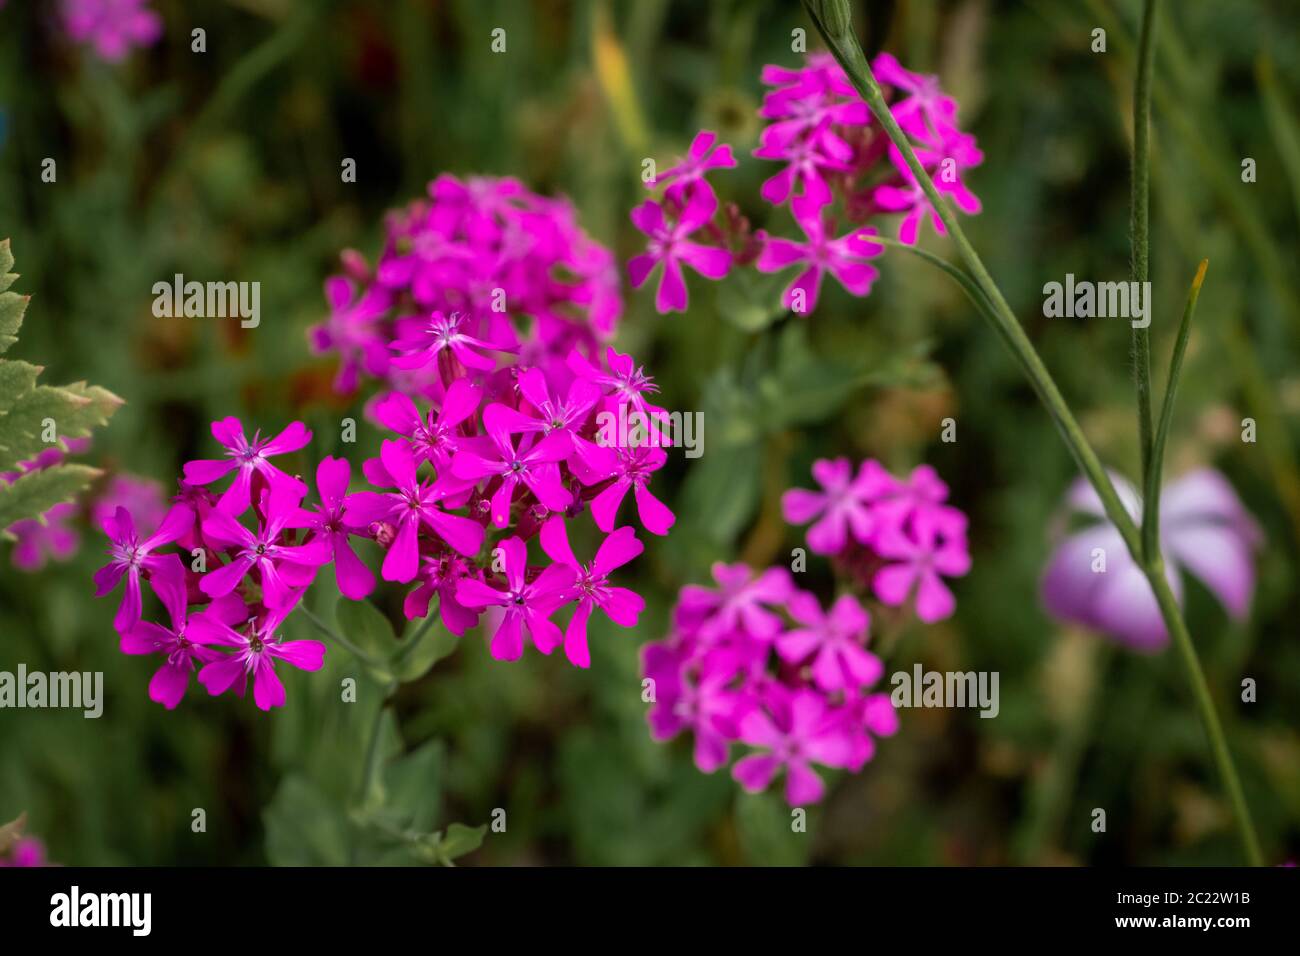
[0,291,27,354]
[0,239,17,295]
[0,464,101,535]
[0,360,40,416]
[0,382,122,472]
[437,822,486,863]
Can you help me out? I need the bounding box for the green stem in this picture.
[1133,0,1159,560]
[297,603,387,673]
[802,0,1263,866]
[1144,260,1207,549]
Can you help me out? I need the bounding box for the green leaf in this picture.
[436,822,487,863]
[715,268,789,332]
[0,361,41,416]
[376,739,445,834]
[678,439,761,546]
[0,289,27,356]
[391,614,458,682]
[264,774,350,866]
[334,598,397,682]
[0,464,102,537]
[0,383,123,472]
[734,790,813,866]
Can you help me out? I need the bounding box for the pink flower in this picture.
[7,503,80,571]
[0,837,48,867]
[61,0,162,63]
[199,484,332,610]
[539,517,645,668]
[454,536,575,661]
[756,197,883,313]
[489,367,615,483]
[389,310,516,373]
[874,52,963,144]
[650,129,737,206]
[94,503,193,633]
[568,346,670,441]
[677,562,793,642]
[872,510,970,623]
[450,406,573,527]
[869,158,945,246]
[1041,469,1261,651]
[372,378,481,472]
[404,550,480,636]
[344,439,485,582]
[732,686,857,805]
[182,418,311,515]
[191,605,326,711]
[293,456,375,601]
[872,463,968,538]
[310,275,392,393]
[91,474,168,537]
[777,593,883,692]
[643,641,741,772]
[627,196,731,314]
[119,556,241,709]
[590,445,675,536]
[782,457,892,554]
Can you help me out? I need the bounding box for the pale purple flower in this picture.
[1041,468,1261,651]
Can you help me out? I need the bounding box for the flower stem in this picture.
[297,603,387,674]
[802,0,1263,865]
[1132,0,1160,561]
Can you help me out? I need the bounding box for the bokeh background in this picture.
[1,0,1298,865]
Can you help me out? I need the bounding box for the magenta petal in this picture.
[732,753,781,793]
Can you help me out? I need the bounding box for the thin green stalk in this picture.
[297,603,386,673]
[1144,259,1207,549]
[1132,0,1159,560]
[801,0,1263,865]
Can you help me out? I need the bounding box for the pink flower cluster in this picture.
[311,174,622,397]
[99,177,673,709]
[643,564,898,806]
[628,51,983,315]
[782,458,970,623]
[2,442,89,571]
[60,0,162,62]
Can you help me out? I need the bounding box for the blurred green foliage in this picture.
[1,0,1298,866]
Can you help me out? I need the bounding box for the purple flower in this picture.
[489,367,615,484]
[777,593,883,692]
[119,556,242,709]
[756,197,883,313]
[732,686,857,806]
[94,503,193,633]
[650,129,737,206]
[643,640,741,772]
[453,536,576,661]
[677,563,794,642]
[0,837,49,867]
[293,456,375,601]
[191,605,326,711]
[389,310,516,373]
[589,445,675,536]
[539,517,644,668]
[372,377,482,472]
[199,484,331,610]
[627,196,731,314]
[1041,469,1261,651]
[872,509,970,623]
[8,502,80,571]
[404,550,480,636]
[781,457,893,554]
[345,439,486,582]
[450,406,573,527]
[182,418,311,515]
[61,0,162,63]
